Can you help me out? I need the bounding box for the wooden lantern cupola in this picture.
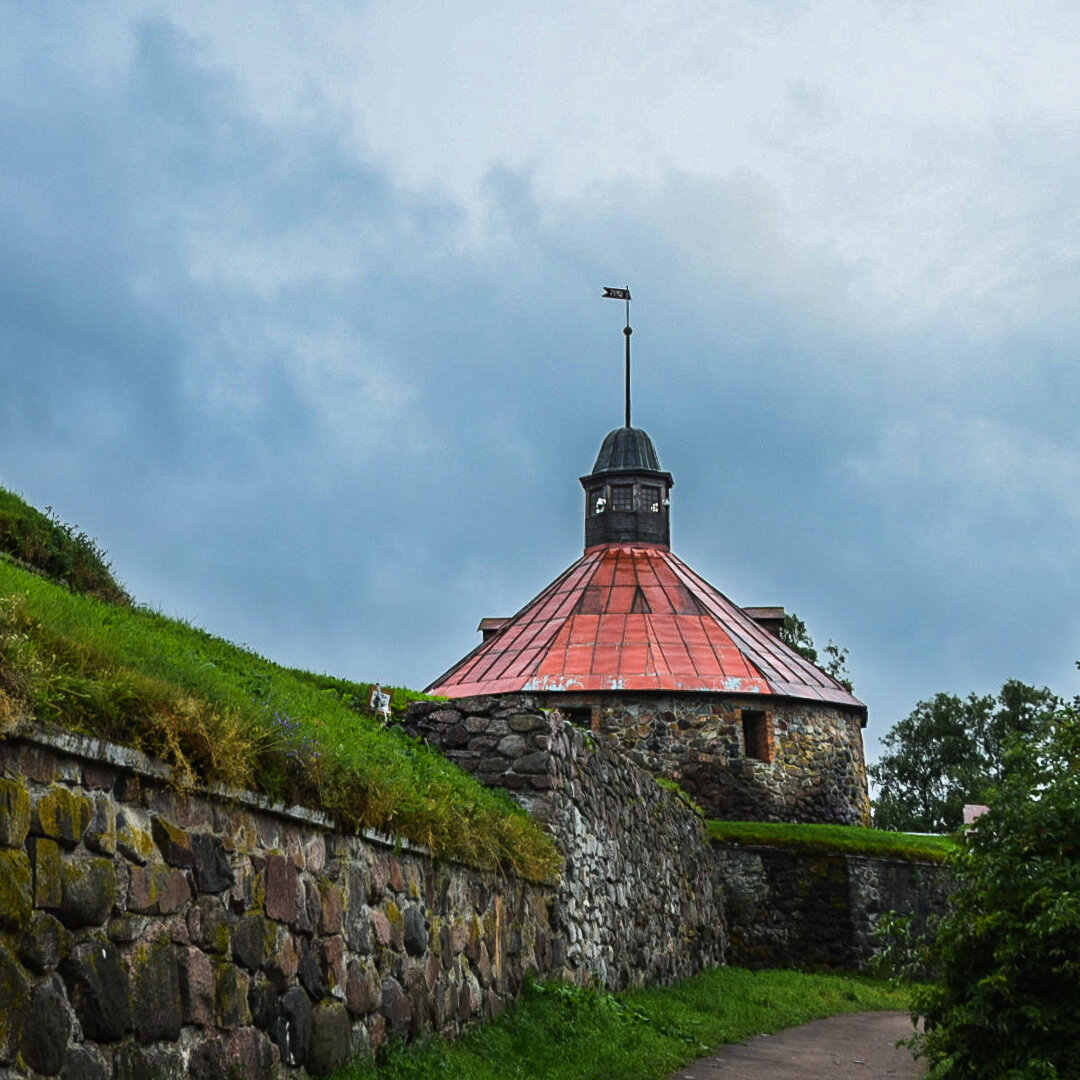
[580,426,675,550]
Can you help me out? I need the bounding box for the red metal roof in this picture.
[426,544,864,709]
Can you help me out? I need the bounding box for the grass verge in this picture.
[333,967,913,1080]
[0,558,559,880]
[707,819,955,863]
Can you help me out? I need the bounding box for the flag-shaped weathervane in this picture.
[602,286,633,427]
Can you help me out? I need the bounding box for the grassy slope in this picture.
[707,818,955,863]
[0,558,559,880]
[334,968,913,1080]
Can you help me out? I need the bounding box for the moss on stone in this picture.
[0,779,30,848]
[35,784,92,846]
[0,849,32,931]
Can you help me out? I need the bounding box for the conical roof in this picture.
[426,544,864,710]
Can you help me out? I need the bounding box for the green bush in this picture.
[0,486,130,605]
[912,695,1080,1079]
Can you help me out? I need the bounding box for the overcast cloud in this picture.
[3,3,1080,761]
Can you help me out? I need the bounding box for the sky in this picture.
[3,2,1080,764]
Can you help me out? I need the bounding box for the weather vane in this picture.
[601,285,632,428]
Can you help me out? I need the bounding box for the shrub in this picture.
[912,696,1080,1079]
[0,486,130,605]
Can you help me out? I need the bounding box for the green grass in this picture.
[0,558,559,880]
[333,967,913,1080]
[707,819,955,863]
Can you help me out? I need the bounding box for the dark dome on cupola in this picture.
[591,427,663,473]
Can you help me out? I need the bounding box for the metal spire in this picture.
[601,286,633,427]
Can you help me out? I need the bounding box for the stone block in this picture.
[231,913,273,971]
[34,784,93,846]
[345,959,381,1015]
[267,925,300,981]
[59,934,132,1042]
[20,975,72,1074]
[81,760,117,790]
[370,906,391,947]
[320,934,346,997]
[18,911,71,973]
[152,816,194,867]
[298,937,329,1001]
[192,833,234,893]
[30,835,62,908]
[223,1026,279,1080]
[0,778,30,847]
[275,985,313,1067]
[116,811,157,865]
[128,863,190,915]
[508,713,549,733]
[319,882,344,934]
[178,945,215,1026]
[60,1045,109,1080]
[248,972,280,1032]
[190,895,232,954]
[214,959,251,1030]
[381,976,411,1039]
[114,1041,185,1080]
[309,1002,350,1076]
[0,848,32,930]
[58,855,117,928]
[496,734,527,758]
[512,751,550,775]
[84,794,116,855]
[132,939,182,1043]
[0,942,30,1064]
[404,904,429,956]
[265,854,301,923]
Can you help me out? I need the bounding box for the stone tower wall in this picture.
[546,693,870,825]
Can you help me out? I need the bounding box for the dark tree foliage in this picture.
[870,680,1057,833]
[779,612,854,692]
[913,696,1080,1079]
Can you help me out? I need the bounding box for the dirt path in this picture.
[668,1011,923,1079]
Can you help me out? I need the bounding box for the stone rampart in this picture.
[0,704,727,1078]
[405,696,728,990]
[0,728,552,1079]
[711,841,952,972]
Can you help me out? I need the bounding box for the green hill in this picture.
[0,488,559,880]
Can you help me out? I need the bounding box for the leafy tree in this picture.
[912,694,1080,1079]
[780,612,854,691]
[870,680,1057,832]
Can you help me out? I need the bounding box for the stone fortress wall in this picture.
[0,701,947,1079]
[551,694,872,826]
[0,704,725,1080]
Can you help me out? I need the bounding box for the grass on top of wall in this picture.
[706,819,955,863]
[0,558,560,881]
[333,967,913,1080]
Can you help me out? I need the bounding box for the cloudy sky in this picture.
[4,2,1080,761]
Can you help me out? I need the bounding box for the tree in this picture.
[870,680,1057,833]
[779,612,854,692]
[913,695,1080,1078]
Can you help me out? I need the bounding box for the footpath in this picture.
[668,1011,923,1079]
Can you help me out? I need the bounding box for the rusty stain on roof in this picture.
[426,544,865,710]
